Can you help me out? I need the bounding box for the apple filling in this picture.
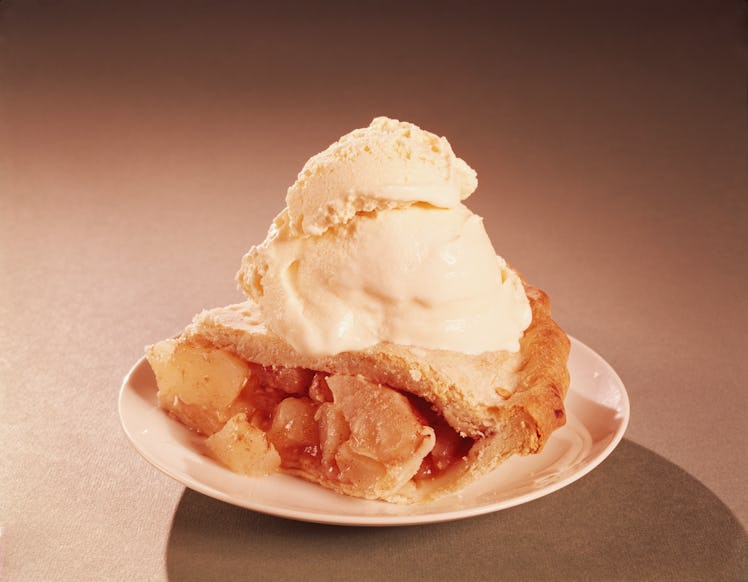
[146,339,475,497]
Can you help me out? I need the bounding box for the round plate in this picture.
[119,337,629,526]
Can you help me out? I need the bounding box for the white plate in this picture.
[119,337,629,526]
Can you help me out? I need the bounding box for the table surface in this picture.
[2,1,746,580]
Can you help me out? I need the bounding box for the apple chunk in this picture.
[146,339,252,434]
[206,413,281,476]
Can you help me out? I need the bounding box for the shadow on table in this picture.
[164,439,747,581]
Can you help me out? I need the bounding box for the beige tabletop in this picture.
[2,1,746,580]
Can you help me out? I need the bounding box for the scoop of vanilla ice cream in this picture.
[237,117,531,356]
[285,116,478,236]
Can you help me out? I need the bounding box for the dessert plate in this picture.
[119,337,629,526]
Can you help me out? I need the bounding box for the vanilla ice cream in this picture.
[285,117,478,237]
[237,117,531,356]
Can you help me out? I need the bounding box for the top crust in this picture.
[182,283,570,502]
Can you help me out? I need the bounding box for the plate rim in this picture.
[119,336,630,526]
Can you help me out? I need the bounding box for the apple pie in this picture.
[145,117,570,503]
[146,283,569,504]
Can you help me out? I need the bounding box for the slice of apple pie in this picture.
[145,117,570,503]
[146,284,569,503]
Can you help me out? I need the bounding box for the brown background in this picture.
[1,1,746,579]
